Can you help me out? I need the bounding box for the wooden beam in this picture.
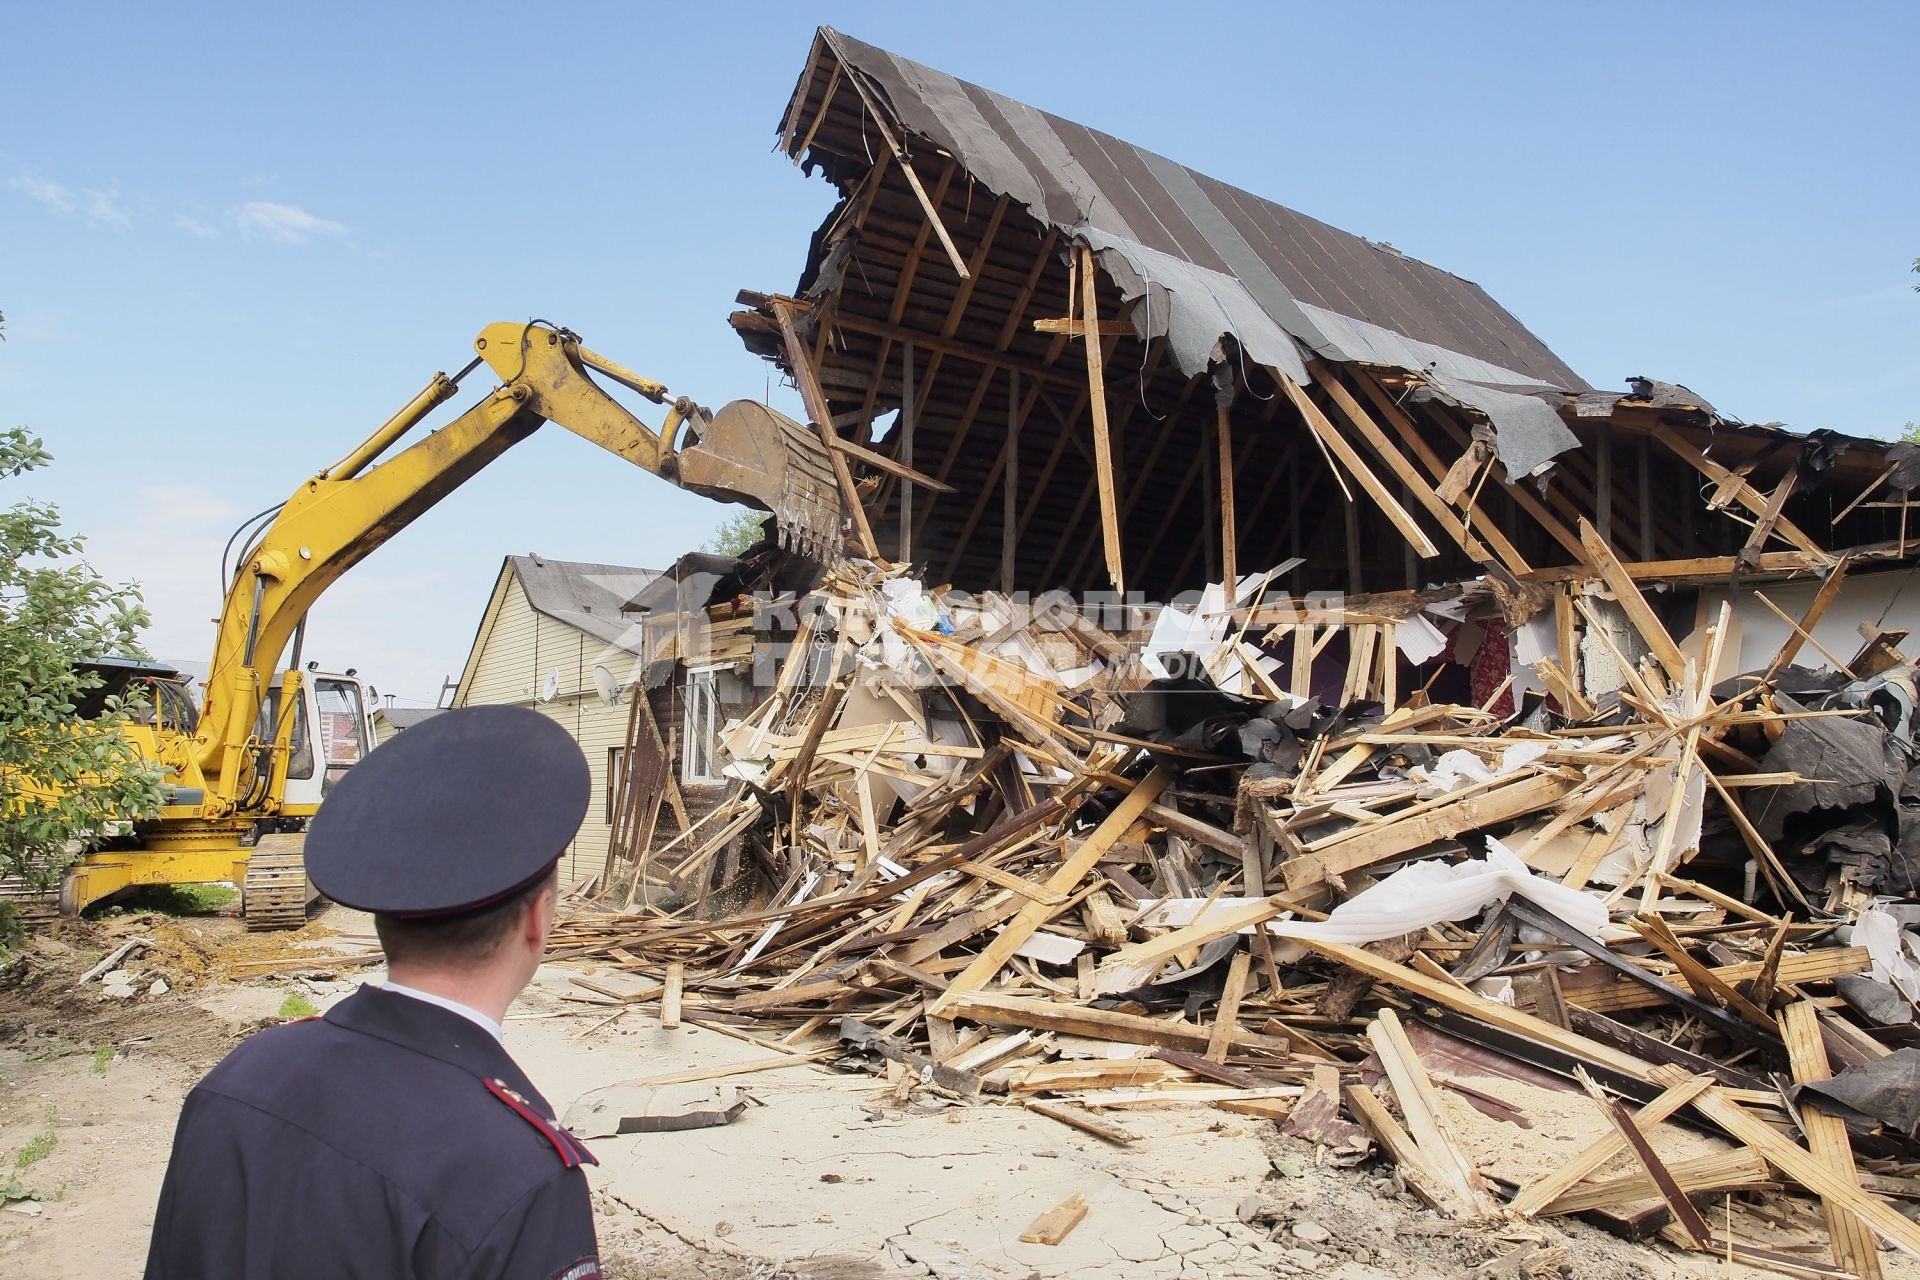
[1064,366,1201,587]
[823,433,953,494]
[791,60,841,162]
[1651,424,1829,558]
[1297,937,1658,1082]
[1003,368,1019,590]
[1312,366,1515,571]
[853,162,959,443]
[1281,771,1577,889]
[1217,404,1238,591]
[1080,244,1126,595]
[772,300,878,557]
[1346,371,1534,571]
[941,373,1050,583]
[900,342,914,563]
[945,989,1298,1056]
[1523,550,1827,584]
[1094,892,1305,989]
[871,191,1011,516]
[827,312,1087,393]
[1595,424,1613,543]
[1205,952,1252,1063]
[828,50,971,280]
[1371,1008,1498,1218]
[1509,1068,1712,1216]
[1033,316,1135,336]
[1376,377,1588,562]
[661,962,684,1029]
[1274,370,1440,558]
[930,767,1170,1017]
[1738,468,1801,575]
[1689,1086,1920,1259]
[1767,554,1852,676]
[1782,999,1882,1279]
[1577,516,1688,684]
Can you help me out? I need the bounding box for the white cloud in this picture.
[10,174,74,214]
[9,174,128,228]
[235,200,347,245]
[173,213,217,239]
[80,188,129,228]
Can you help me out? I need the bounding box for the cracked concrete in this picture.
[524,976,1385,1279]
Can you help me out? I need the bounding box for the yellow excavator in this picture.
[40,321,839,928]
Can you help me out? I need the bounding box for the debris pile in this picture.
[554,544,1920,1276]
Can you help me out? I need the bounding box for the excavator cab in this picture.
[256,670,374,809]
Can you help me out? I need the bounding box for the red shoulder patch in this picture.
[483,1077,599,1168]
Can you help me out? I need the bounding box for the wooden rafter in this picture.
[1080,244,1125,595]
[824,40,971,281]
[853,161,961,443]
[1274,370,1440,559]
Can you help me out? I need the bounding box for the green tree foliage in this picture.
[704,508,768,558]
[1,428,165,886]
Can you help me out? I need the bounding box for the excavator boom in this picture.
[193,321,842,816]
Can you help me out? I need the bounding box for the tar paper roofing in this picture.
[790,28,1585,475]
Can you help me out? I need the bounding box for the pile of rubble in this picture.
[553,540,1920,1275]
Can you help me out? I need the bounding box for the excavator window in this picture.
[313,679,370,793]
[258,687,314,781]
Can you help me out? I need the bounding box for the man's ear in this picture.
[523,886,555,949]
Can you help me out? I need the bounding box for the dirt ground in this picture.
[0,904,1903,1279]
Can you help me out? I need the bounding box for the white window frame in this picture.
[681,664,724,784]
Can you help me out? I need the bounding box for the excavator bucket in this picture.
[673,400,843,559]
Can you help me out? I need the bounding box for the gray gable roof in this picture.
[508,555,661,657]
[792,28,1584,472]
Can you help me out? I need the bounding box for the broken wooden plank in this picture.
[943,990,1296,1057]
[1369,1008,1497,1219]
[661,962,684,1030]
[1024,1099,1138,1146]
[931,767,1170,1017]
[1206,952,1253,1064]
[1020,1192,1089,1245]
[1578,516,1688,684]
[1284,771,1577,889]
[1689,1087,1920,1259]
[1781,999,1882,1280]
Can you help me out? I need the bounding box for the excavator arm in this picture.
[188,321,840,815]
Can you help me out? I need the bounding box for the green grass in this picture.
[90,1044,114,1075]
[111,883,239,916]
[277,993,318,1020]
[15,1132,54,1170]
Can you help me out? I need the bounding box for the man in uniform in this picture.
[145,705,602,1279]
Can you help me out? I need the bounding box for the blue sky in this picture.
[3,3,1915,705]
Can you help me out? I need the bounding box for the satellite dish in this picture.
[592,665,621,708]
[538,669,560,703]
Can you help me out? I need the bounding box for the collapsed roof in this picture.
[731,27,1914,601]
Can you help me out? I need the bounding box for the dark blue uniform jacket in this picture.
[144,983,598,1279]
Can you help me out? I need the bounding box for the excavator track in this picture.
[243,833,316,931]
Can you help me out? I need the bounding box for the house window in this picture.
[605,746,626,823]
[681,665,723,784]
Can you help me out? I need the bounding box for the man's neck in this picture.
[383,966,519,1029]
